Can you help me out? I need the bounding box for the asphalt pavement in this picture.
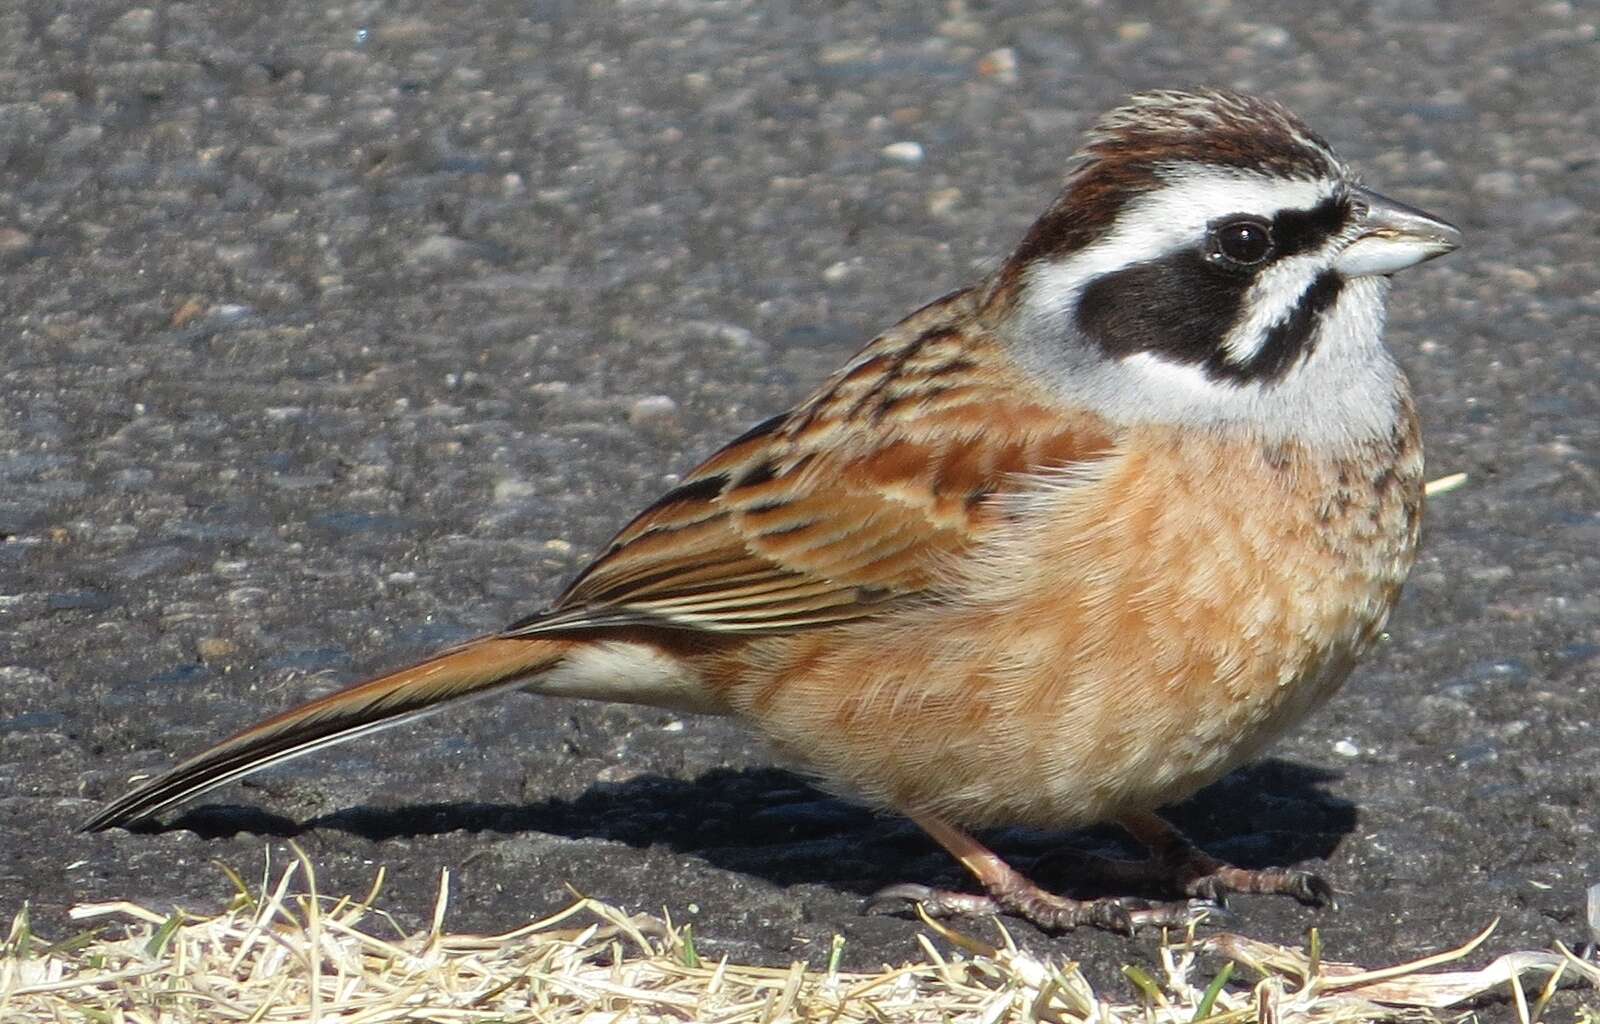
[2,0,1597,1011]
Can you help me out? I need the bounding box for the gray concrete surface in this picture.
[2,0,1597,1012]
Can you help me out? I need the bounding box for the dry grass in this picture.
[0,845,1592,1023]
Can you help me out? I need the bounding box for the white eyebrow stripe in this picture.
[1022,168,1339,318]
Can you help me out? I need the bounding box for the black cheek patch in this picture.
[1075,250,1251,372]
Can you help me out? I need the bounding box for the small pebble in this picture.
[1333,738,1361,758]
[112,8,156,37]
[409,234,473,265]
[208,304,253,323]
[1499,267,1538,291]
[493,478,535,504]
[196,637,236,661]
[881,141,925,164]
[822,260,854,283]
[1521,197,1581,230]
[927,187,962,216]
[1472,170,1519,198]
[629,394,680,430]
[1247,24,1292,49]
[170,297,207,328]
[976,47,1019,84]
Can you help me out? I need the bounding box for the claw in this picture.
[1086,898,1137,935]
[1288,870,1338,909]
[866,882,937,909]
[1188,874,1229,904]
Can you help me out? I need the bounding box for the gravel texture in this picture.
[2,0,1597,1013]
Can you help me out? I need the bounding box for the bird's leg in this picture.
[1115,811,1335,907]
[868,811,1209,934]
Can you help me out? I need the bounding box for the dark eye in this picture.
[1210,218,1274,266]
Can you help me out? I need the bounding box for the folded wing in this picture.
[507,294,1112,639]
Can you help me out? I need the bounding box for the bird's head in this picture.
[990,89,1461,444]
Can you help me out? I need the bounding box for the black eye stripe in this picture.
[1203,195,1350,268]
[1269,195,1352,257]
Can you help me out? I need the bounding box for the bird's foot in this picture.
[1118,811,1337,909]
[867,881,1220,934]
[1176,859,1335,907]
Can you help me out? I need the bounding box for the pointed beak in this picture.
[1334,185,1463,277]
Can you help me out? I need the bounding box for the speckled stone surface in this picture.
[2,0,1597,1013]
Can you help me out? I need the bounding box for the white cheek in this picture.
[1118,276,1402,444]
[1221,254,1332,364]
[1118,351,1235,398]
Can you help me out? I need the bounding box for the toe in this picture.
[1289,870,1338,908]
[1122,897,1227,930]
[1084,898,1136,935]
[1185,874,1229,903]
[865,883,1002,919]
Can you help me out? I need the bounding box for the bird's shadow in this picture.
[146,758,1355,899]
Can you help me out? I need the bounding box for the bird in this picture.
[84,89,1462,934]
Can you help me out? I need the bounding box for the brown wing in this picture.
[504,290,1112,638]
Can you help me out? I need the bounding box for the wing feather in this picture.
[504,289,1113,639]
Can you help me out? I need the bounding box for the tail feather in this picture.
[82,636,570,832]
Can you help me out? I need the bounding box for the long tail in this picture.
[82,636,572,832]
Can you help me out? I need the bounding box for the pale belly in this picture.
[713,425,1421,829]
